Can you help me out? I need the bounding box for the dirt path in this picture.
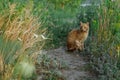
[37,47,96,80]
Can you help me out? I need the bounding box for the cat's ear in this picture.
[80,21,83,26]
[86,22,89,26]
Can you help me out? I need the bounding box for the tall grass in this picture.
[0,2,44,79]
[33,0,81,48]
[82,0,120,79]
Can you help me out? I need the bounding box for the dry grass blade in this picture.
[0,54,4,73]
[0,3,45,79]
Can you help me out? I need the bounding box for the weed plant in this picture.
[0,1,44,80]
[78,0,120,80]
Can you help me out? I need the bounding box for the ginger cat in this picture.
[67,22,89,51]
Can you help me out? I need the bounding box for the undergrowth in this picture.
[36,51,67,80]
[1,0,120,80]
[78,0,120,80]
[34,0,81,49]
[0,1,45,80]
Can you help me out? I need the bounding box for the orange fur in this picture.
[67,22,89,51]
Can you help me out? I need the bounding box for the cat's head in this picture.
[80,22,89,32]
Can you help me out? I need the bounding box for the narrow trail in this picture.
[46,47,96,80]
[48,47,95,80]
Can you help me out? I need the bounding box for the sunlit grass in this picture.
[0,2,45,79]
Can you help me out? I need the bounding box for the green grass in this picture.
[80,0,120,80]
[36,53,68,80]
[0,0,81,80]
[0,1,44,79]
[0,0,120,80]
[33,0,81,49]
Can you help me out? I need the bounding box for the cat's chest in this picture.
[77,32,88,41]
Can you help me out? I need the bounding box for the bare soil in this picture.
[37,46,96,80]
